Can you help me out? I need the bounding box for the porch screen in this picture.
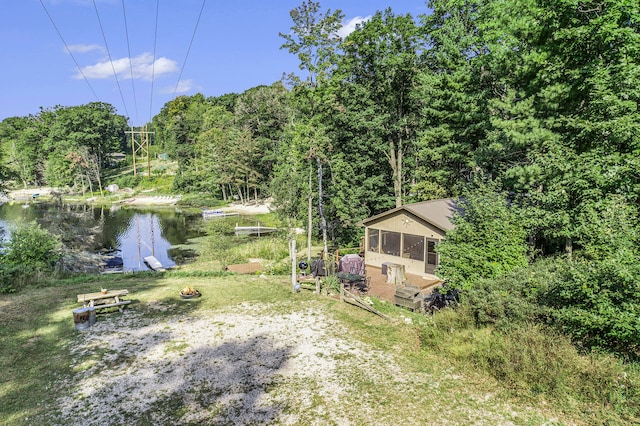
[427,239,438,265]
[381,231,401,257]
[403,233,424,261]
[368,228,380,252]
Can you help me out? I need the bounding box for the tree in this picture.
[436,177,531,288]
[41,103,126,188]
[280,1,344,255]
[235,82,292,192]
[0,116,41,188]
[335,9,424,208]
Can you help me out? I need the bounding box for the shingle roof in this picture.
[359,198,460,232]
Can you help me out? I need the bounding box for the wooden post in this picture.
[291,239,297,293]
[386,263,406,286]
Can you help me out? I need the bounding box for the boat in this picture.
[144,255,166,272]
[100,253,124,274]
[234,224,278,236]
[202,208,239,218]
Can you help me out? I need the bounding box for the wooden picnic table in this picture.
[77,289,131,311]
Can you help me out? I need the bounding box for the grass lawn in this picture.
[0,272,629,425]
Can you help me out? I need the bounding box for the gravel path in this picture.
[51,302,530,425]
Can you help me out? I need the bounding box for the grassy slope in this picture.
[1,271,634,425]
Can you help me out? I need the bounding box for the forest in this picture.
[0,0,638,362]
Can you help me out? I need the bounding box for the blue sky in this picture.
[1,0,430,126]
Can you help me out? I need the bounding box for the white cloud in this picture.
[160,79,195,94]
[337,16,371,39]
[66,44,104,54]
[74,53,178,81]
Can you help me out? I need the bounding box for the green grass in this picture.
[1,271,638,425]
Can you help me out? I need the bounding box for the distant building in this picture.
[107,152,127,165]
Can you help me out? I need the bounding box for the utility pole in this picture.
[125,125,155,178]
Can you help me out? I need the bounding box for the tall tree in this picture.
[334,9,424,208]
[280,1,344,255]
[235,82,292,190]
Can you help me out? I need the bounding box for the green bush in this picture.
[542,258,640,360]
[114,174,142,189]
[0,224,62,293]
[3,223,62,270]
[436,177,530,288]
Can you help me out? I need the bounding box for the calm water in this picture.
[0,202,205,272]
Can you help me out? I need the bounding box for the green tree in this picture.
[436,177,531,288]
[280,1,344,254]
[235,82,292,193]
[334,9,424,208]
[42,103,126,188]
[0,116,42,188]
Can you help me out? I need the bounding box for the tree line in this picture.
[2,1,637,254]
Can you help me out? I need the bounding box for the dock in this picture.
[143,255,165,272]
[234,224,278,236]
[202,209,239,219]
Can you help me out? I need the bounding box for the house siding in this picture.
[364,211,447,276]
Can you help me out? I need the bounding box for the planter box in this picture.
[394,286,421,312]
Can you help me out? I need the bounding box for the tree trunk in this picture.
[565,237,573,259]
[86,172,94,196]
[307,165,313,262]
[317,158,329,258]
[236,185,244,204]
[389,139,402,208]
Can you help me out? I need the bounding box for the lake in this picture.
[0,202,207,272]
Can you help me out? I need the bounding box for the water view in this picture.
[0,202,204,272]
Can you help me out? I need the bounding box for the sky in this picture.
[1,0,430,126]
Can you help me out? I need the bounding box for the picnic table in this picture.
[77,289,131,311]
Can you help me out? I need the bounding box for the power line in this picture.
[173,0,207,98]
[121,0,140,125]
[39,0,101,102]
[149,0,160,124]
[92,0,130,122]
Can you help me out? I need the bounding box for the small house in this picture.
[359,198,459,276]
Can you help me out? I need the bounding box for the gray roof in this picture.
[359,198,460,232]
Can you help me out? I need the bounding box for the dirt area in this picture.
[53,304,421,425]
[50,300,529,425]
[220,200,272,215]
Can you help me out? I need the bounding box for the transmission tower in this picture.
[126,125,155,177]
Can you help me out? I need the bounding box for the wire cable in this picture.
[92,0,130,121]
[121,0,140,125]
[39,0,101,102]
[173,0,207,98]
[149,0,160,123]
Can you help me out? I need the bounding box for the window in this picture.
[381,231,401,257]
[427,239,438,265]
[403,233,424,261]
[368,228,379,252]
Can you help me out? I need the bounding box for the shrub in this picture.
[0,224,62,293]
[542,258,640,360]
[436,177,530,288]
[3,223,62,270]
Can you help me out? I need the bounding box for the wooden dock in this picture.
[143,256,165,272]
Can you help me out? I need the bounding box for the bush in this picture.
[3,223,62,270]
[542,258,640,360]
[114,174,142,189]
[0,224,62,293]
[436,177,530,288]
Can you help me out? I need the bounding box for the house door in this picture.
[425,239,438,274]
